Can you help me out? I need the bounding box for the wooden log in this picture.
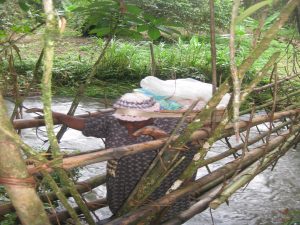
[0,173,106,216]
[12,109,224,130]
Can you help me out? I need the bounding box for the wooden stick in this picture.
[240,89,300,115]
[253,73,300,92]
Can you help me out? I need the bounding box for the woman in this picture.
[46,93,195,221]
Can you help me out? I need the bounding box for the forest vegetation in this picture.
[0,0,300,225]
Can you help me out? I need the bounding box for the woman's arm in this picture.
[26,108,85,131]
[52,112,85,131]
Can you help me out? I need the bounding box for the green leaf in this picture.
[144,13,157,23]
[89,27,111,37]
[137,24,149,32]
[11,25,31,33]
[0,0,6,3]
[126,5,142,15]
[235,25,246,36]
[66,4,78,12]
[0,30,6,39]
[263,12,280,28]
[153,17,166,26]
[148,27,161,40]
[236,0,273,24]
[18,0,30,11]
[116,29,143,40]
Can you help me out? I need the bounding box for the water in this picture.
[4,96,300,225]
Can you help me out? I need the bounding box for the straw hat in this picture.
[113,92,160,121]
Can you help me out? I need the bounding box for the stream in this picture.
[4,96,300,225]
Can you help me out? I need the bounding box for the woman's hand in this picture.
[132,126,169,139]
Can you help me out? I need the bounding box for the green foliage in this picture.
[5,26,289,99]
[0,213,17,225]
[66,0,181,40]
[126,0,233,33]
[236,0,273,24]
[0,0,42,39]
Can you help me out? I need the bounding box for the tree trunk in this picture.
[0,95,51,225]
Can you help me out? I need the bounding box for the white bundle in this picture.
[140,76,213,102]
[140,76,231,110]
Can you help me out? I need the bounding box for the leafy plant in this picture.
[66,0,181,40]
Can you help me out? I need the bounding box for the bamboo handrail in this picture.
[25,109,299,174]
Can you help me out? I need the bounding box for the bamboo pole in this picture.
[240,89,300,115]
[0,97,51,225]
[105,126,300,225]
[41,1,95,224]
[196,120,292,169]
[229,0,241,140]
[253,73,300,92]
[209,0,217,93]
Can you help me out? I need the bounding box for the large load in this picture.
[137,76,230,110]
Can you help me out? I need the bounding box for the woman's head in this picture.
[113,92,159,122]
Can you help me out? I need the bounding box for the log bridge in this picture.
[3,103,300,224]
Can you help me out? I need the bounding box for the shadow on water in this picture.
[5,96,300,225]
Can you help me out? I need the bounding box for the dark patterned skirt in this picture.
[106,148,197,223]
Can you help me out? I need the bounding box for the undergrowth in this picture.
[1,28,297,98]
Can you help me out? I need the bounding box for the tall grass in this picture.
[5,33,292,98]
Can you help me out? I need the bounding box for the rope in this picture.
[0,176,36,188]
